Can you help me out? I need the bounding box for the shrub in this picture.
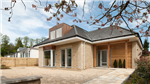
[123,59,125,68]
[113,60,117,68]
[124,57,150,83]
[142,50,150,56]
[1,64,10,69]
[134,57,150,81]
[124,71,146,84]
[119,59,122,68]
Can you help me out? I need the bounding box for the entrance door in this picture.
[100,50,108,67]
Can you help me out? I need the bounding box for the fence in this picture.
[1,57,38,67]
[141,56,150,59]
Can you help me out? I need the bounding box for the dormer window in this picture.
[51,30,55,39]
[56,28,62,38]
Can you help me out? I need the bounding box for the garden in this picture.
[124,53,150,84]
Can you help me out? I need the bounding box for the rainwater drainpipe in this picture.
[84,41,86,70]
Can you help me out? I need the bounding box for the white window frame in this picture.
[43,49,56,67]
[51,30,55,39]
[56,28,62,38]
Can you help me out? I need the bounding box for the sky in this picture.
[0,0,150,49]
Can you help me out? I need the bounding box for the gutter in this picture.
[34,34,143,49]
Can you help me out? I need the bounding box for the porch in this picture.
[93,40,132,68]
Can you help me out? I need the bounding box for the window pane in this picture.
[51,30,55,39]
[67,49,71,67]
[61,50,65,67]
[29,51,30,58]
[44,51,51,66]
[57,28,62,38]
[98,51,100,66]
[102,51,107,62]
[53,50,55,66]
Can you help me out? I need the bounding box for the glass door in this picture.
[44,50,55,67]
[61,48,72,68]
[44,50,51,66]
[61,49,65,67]
[100,50,108,67]
[67,48,72,67]
[97,50,100,67]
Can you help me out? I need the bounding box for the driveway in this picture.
[1,67,134,84]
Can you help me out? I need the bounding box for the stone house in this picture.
[33,23,143,70]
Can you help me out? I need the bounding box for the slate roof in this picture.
[87,26,138,41]
[33,25,139,47]
[17,47,27,52]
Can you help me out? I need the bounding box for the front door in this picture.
[100,50,108,67]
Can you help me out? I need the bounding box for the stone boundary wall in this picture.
[1,76,42,84]
[1,57,38,67]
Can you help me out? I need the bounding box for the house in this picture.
[4,53,15,57]
[16,47,39,58]
[4,47,39,58]
[33,23,143,70]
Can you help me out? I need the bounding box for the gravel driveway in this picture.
[1,67,113,84]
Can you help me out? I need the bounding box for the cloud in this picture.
[109,1,114,6]
[1,1,51,44]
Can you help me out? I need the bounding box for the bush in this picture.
[142,50,150,56]
[124,56,150,83]
[123,59,125,68]
[113,60,117,68]
[119,59,122,68]
[1,64,10,69]
[124,71,147,84]
[134,57,150,79]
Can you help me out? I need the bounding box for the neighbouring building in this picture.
[4,47,39,58]
[33,23,143,70]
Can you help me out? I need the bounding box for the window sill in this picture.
[43,66,56,68]
[66,67,71,68]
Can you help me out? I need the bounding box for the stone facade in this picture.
[39,47,43,67]
[85,42,94,69]
[38,40,141,70]
[132,41,142,69]
[55,41,81,70]
[38,41,94,70]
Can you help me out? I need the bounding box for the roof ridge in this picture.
[118,26,137,33]
[73,25,78,35]
[73,25,92,40]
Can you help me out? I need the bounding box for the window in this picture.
[29,51,30,58]
[61,49,65,67]
[43,50,56,67]
[51,30,55,39]
[67,48,72,67]
[56,28,62,38]
[44,50,51,66]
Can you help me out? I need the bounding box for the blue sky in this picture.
[1,0,149,49]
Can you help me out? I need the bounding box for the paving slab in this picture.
[83,68,135,84]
